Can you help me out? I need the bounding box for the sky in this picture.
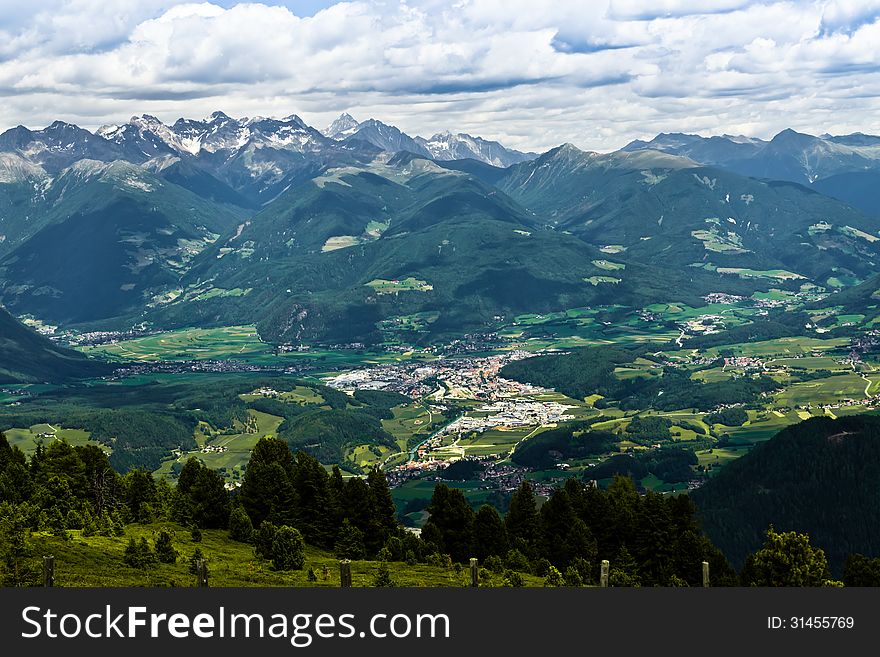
[1,0,880,152]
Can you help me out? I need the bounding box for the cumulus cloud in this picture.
[0,0,879,151]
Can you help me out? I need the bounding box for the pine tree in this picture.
[609,545,641,587]
[423,484,474,563]
[123,469,158,524]
[335,518,365,559]
[366,468,399,552]
[372,560,394,587]
[154,530,178,564]
[290,452,333,548]
[229,506,254,542]
[0,501,40,586]
[474,504,508,561]
[124,537,156,568]
[254,521,277,560]
[563,565,583,587]
[271,526,305,571]
[188,548,205,575]
[505,481,540,555]
[240,438,297,527]
[544,565,564,587]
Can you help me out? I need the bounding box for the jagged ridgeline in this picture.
[3,113,880,344]
[692,415,880,574]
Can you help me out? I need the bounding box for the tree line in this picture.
[0,429,871,587]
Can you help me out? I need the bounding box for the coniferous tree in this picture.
[188,466,230,529]
[229,506,254,542]
[154,530,178,564]
[423,484,474,563]
[254,521,277,560]
[124,537,156,568]
[240,438,297,527]
[188,548,205,575]
[633,491,674,586]
[609,545,641,587]
[366,467,398,552]
[504,481,540,557]
[843,555,880,587]
[0,501,40,586]
[290,451,333,548]
[335,518,366,559]
[340,476,373,540]
[122,469,158,524]
[474,504,508,561]
[271,526,305,571]
[372,560,394,587]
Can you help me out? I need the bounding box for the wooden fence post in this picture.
[469,558,479,588]
[339,559,352,588]
[196,559,209,587]
[600,559,609,588]
[43,556,55,587]
[702,561,710,588]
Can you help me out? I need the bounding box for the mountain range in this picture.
[623,129,880,216]
[2,113,880,364]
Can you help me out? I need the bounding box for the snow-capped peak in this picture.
[417,131,534,167]
[324,113,360,140]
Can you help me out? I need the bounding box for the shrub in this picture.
[271,526,305,571]
[229,507,254,543]
[123,537,156,568]
[502,570,524,587]
[504,549,530,573]
[564,565,583,587]
[544,566,564,587]
[372,561,394,587]
[154,531,178,564]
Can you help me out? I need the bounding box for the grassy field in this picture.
[704,336,851,358]
[366,278,433,294]
[774,373,868,407]
[154,410,284,482]
[81,326,268,361]
[3,424,108,456]
[28,522,544,587]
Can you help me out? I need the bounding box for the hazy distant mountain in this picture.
[729,128,880,184]
[321,113,534,167]
[415,131,535,167]
[813,171,880,217]
[622,132,765,167]
[0,121,126,173]
[625,128,880,186]
[340,118,432,158]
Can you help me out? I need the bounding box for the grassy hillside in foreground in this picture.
[28,522,543,587]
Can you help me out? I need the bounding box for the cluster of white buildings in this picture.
[443,399,575,434]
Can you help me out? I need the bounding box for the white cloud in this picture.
[0,0,880,152]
